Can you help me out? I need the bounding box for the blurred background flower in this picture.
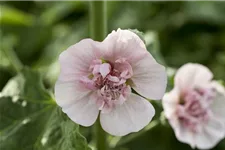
[163,63,225,149]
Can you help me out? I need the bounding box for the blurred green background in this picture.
[0,1,225,150]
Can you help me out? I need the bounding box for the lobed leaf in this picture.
[0,68,91,150]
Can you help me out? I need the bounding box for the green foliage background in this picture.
[0,1,225,150]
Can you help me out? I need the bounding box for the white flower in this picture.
[163,63,225,149]
[55,29,167,136]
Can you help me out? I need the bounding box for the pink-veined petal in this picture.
[61,92,99,127]
[58,39,104,82]
[100,93,155,136]
[55,81,90,107]
[131,54,167,100]
[55,81,99,126]
[114,58,133,79]
[102,29,147,64]
[107,75,120,82]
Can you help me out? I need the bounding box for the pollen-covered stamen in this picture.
[177,87,216,132]
[80,58,133,113]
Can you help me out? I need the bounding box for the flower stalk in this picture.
[90,1,107,150]
[90,1,107,41]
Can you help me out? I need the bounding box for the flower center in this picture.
[177,87,216,132]
[80,58,133,113]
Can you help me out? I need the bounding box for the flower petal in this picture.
[162,88,180,118]
[55,81,99,126]
[175,63,213,92]
[100,93,155,136]
[102,29,147,64]
[210,82,225,123]
[195,117,225,149]
[131,54,167,100]
[170,118,195,148]
[99,63,111,78]
[58,39,104,82]
[55,81,90,107]
[61,92,99,127]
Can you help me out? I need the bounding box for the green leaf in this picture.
[0,5,34,26]
[35,108,91,150]
[0,32,19,71]
[2,67,54,104]
[0,68,91,150]
[0,96,55,150]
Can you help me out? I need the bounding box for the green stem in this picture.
[90,1,107,41]
[94,118,107,150]
[90,1,107,150]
